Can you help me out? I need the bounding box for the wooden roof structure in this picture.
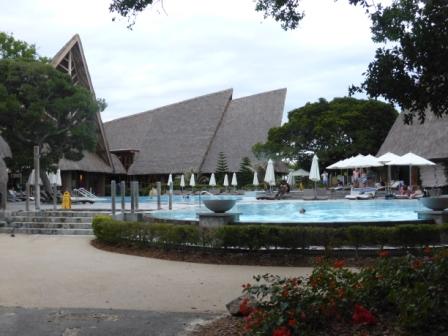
[52,35,117,174]
[104,88,287,175]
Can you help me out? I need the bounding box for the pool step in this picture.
[0,210,106,235]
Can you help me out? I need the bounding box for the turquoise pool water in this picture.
[151,199,424,223]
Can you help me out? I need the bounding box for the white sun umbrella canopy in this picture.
[386,152,436,186]
[231,172,238,187]
[223,174,229,187]
[47,169,62,186]
[180,174,185,188]
[209,173,217,187]
[189,173,196,187]
[264,159,276,186]
[167,173,173,185]
[27,169,43,186]
[309,154,320,198]
[252,171,259,186]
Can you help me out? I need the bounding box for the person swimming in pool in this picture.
[299,208,306,214]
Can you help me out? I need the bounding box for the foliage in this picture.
[243,248,448,335]
[350,0,448,123]
[238,156,253,187]
[253,97,397,169]
[0,32,46,62]
[92,216,448,252]
[0,59,99,172]
[215,151,229,184]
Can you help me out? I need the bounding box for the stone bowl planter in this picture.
[203,199,237,213]
[419,195,448,211]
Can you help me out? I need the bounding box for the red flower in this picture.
[333,259,346,268]
[287,319,297,327]
[352,304,377,325]
[378,250,390,258]
[412,259,423,270]
[314,256,324,265]
[423,246,432,255]
[272,326,292,336]
[239,298,253,316]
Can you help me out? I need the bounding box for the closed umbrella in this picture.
[209,173,217,187]
[189,173,196,188]
[28,169,42,186]
[231,172,238,188]
[309,154,320,199]
[167,173,173,186]
[223,174,229,187]
[180,174,185,192]
[386,152,436,186]
[264,159,276,190]
[286,171,294,186]
[252,171,259,186]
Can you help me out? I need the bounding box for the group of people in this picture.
[351,168,370,188]
[397,184,424,199]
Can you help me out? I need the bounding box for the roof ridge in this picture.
[105,88,234,125]
[231,88,287,102]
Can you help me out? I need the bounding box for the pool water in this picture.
[151,199,424,223]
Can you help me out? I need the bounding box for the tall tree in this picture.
[215,151,229,184]
[109,0,448,122]
[0,32,44,62]
[253,97,398,169]
[0,60,99,173]
[238,157,253,187]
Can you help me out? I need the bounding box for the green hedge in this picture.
[92,215,448,251]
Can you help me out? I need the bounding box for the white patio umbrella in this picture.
[386,152,436,186]
[231,172,238,188]
[223,174,229,187]
[27,169,42,186]
[189,173,196,188]
[309,154,320,198]
[377,152,401,191]
[47,170,62,186]
[264,159,276,188]
[252,171,259,186]
[291,168,309,177]
[286,172,295,186]
[180,174,185,192]
[167,173,173,185]
[209,173,217,187]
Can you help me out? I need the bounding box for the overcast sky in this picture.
[1,0,381,122]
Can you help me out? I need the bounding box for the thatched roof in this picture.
[201,89,287,173]
[106,89,233,175]
[0,136,11,159]
[377,111,448,160]
[52,35,116,174]
[104,88,286,175]
[59,151,113,173]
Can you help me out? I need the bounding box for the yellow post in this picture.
[62,191,71,209]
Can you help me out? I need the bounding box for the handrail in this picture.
[72,188,99,199]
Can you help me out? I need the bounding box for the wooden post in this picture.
[168,181,173,210]
[130,181,135,214]
[33,146,40,211]
[52,184,57,210]
[120,181,125,211]
[111,180,116,215]
[156,182,161,210]
[25,183,30,212]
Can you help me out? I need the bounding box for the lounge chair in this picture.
[345,187,376,200]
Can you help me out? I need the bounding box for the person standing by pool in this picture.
[321,171,329,188]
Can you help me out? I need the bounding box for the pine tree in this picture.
[215,152,229,184]
[238,157,253,187]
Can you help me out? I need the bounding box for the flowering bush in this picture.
[242,248,448,335]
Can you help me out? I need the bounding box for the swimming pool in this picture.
[151,199,425,223]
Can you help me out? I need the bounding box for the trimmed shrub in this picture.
[92,216,448,252]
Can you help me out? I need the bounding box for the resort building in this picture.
[104,88,287,185]
[377,111,448,188]
[2,34,287,195]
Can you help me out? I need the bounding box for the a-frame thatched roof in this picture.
[104,88,286,175]
[201,88,287,173]
[52,34,116,174]
[377,111,448,159]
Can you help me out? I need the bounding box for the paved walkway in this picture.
[0,234,312,313]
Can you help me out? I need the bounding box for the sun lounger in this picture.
[345,187,376,200]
